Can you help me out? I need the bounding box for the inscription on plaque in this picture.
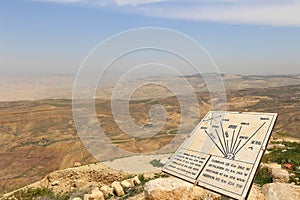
[163,111,277,200]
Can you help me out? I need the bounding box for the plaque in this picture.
[163,111,277,200]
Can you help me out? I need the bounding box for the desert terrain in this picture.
[0,74,299,193]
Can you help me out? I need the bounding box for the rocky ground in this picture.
[143,177,300,200]
[2,139,300,200]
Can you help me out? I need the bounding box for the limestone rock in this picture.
[121,179,134,188]
[84,194,91,200]
[262,183,300,200]
[188,186,220,200]
[274,144,286,149]
[127,178,135,186]
[112,181,125,197]
[271,168,289,183]
[132,176,141,185]
[51,180,59,186]
[100,185,114,198]
[88,187,104,200]
[83,188,104,200]
[268,143,285,149]
[74,161,82,167]
[144,177,220,200]
[72,198,82,200]
[265,150,271,155]
[92,187,100,193]
[126,192,145,200]
[90,191,104,200]
[248,184,264,200]
[267,163,282,172]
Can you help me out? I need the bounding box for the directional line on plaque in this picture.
[215,129,227,156]
[220,122,228,154]
[205,130,226,156]
[230,129,235,153]
[231,126,242,155]
[234,122,266,155]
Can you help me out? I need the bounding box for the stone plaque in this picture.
[163,111,277,200]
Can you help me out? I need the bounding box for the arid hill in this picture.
[0,74,299,192]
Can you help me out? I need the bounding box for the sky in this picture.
[1,0,300,76]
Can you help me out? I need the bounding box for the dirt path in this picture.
[103,154,172,173]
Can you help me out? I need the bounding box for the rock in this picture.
[91,187,100,193]
[128,178,136,186]
[132,176,141,185]
[248,184,264,200]
[83,189,104,200]
[90,191,104,200]
[51,180,59,186]
[268,143,285,149]
[265,150,271,155]
[111,181,125,197]
[188,186,220,200]
[71,182,77,188]
[265,163,290,183]
[262,183,300,200]
[126,192,145,200]
[271,168,289,183]
[74,161,82,167]
[267,163,282,172]
[274,144,286,149]
[72,198,82,200]
[88,187,105,200]
[144,177,220,200]
[121,179,134,188]
[84,194,91,200]
[100,185,114,198]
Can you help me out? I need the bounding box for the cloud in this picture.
[115,0,169,6]
[34,0,300,26]
[135,0,300,26]
[34,0,113,7]
[37,0,82,2]
[35,0,166,6]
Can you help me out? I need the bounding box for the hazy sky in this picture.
[1,0,300,76]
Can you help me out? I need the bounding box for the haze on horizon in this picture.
[1,0,300,77]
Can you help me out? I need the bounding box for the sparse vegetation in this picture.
[138,174,150,185]
[137,172,169,186]
[149,159,164,168]
[153,173,169,179]
[264,141,300,167]
[4,187,70,200]
[168,129,178,134]
[254,167,273,186]
[119,187,141,200]
[263,141,300,185]
[105,193,113,200]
